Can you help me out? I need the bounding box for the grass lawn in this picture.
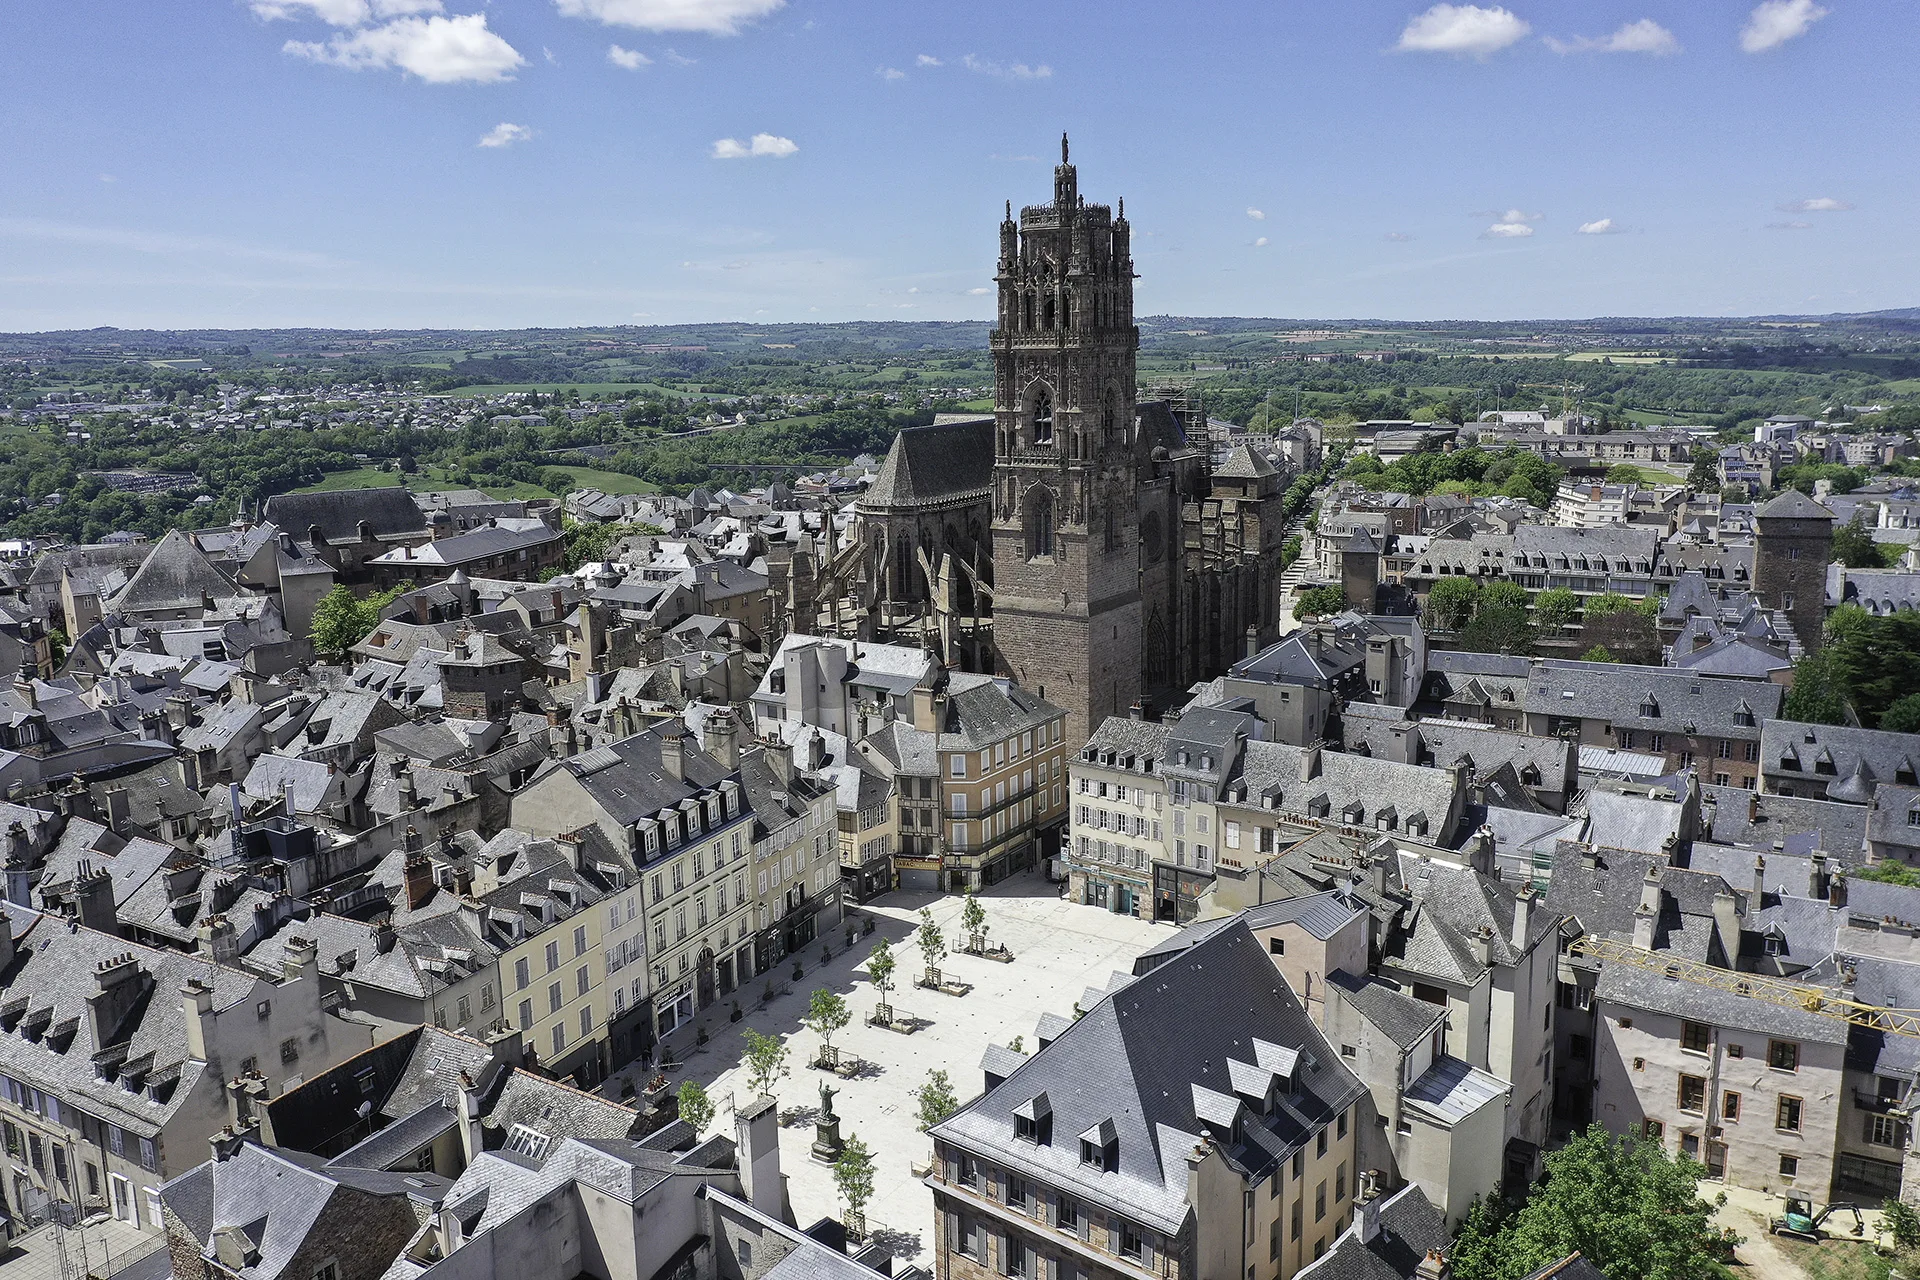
[539,465,657,496]
[296,466,402,491]
[292,465,557,501]
[1774,1237,1891,1280]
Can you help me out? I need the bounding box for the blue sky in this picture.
[0,0,1912,330]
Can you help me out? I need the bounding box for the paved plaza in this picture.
[0,1214,164,1280]
[604,871,1167,1265]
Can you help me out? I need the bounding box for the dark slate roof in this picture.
[860,417,994,509]
[263,487,430,543]
[564,726,735,827]
[1215,444,1277,480]
[1699,784,1868,860]
[108,529,240,613]
[1294,1184,1449,1280]
[1526,660,1780,739]
[1595,956,1845,1043]
[931,918,1366,1235]
[1755,488,1835,521]
[1544,845,1734,962]
[162,1140,448,1280]
[1328,970,1445,1050]
[1761,721,1920,805]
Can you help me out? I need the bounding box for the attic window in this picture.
[1734,705,1755,728]
[1640,697,1660,718]
[505,1125,552,1159]
[1079,1120,1119,1173]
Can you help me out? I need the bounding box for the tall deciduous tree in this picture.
[805,988,851,1058]
[917,908,945,982]
[866,940,895,1000]
[1451,1125,1731,1280]
[914,1069,959,1133]
[834,1136,876,1227]
[741,1028,790,1099]
[676,1081,714,1134]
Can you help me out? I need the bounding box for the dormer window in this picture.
[1907,807,1920,828]
[1734,704,1755,728]
[1013,1091,1053,1145]
[1079,1119,1118,1172]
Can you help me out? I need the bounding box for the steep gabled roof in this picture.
[108,529,240,614]
[263,486,430,543]
[860,417,995,509]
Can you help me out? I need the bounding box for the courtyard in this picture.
[601,871,1168,1264]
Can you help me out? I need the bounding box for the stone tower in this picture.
[990,135,1141,749]
[1753,488,1835,654]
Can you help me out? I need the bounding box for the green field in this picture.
[540,465,657,495]
[293,465,556,501]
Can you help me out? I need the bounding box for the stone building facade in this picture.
[1752,489,1835,654]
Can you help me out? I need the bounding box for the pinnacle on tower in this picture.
[1061,131,1069,164]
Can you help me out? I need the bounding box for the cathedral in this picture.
[816,137,1290,748]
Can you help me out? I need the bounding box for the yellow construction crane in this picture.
[1569,934,1920,1040]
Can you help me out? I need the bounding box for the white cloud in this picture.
[1396,4,1530,56]
[553,0,784,35]
[916,54,942,66]
[607,43,651,68]
[1254,236,1269,247]
[711,132,797,159]
[1484,222,1535,238]
[1544,19,1680,55]
[478,122,533,148]
[1740,0,1827,52]
[664,48,695,64]
[1385,231,1413,242]
[285,13,524,82]
[877,66,905,80]
[1577,218,1618,234]
[1779,196,1853,212]
[251,0,443,25]
[1247,208,1266,221]
[961,54,1051,79]
[1766,220,1814,230]
[967,287,992,295]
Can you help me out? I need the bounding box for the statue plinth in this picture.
[811,1116,844,1163]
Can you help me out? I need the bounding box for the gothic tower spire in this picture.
[989,140,1140,749]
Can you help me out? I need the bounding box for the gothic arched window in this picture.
[1026,487,1055,561]
[1031,387,1054,446]
[1141,510,1163,563]
[1023,292,1035,331]
[1042,296,1056,331]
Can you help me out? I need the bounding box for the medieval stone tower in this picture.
[989,135,1141,748]
[1753,488,1835,654]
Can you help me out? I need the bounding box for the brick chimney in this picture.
[1416,1250,1451,1280]
[74,862,118,936]
[404,848,434,912]
[282,935,319,984]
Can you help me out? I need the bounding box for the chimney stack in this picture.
[1751,855,1766,908]
[282,935,319,984]
[734,1094,785,1221]
[403,849,434,911]
[660,726,687,782]
[1416,1251,1452,1280]
[74,863,119,936]
[1510,882,1534,950]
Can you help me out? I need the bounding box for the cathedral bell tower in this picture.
[989,135,1142,749]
